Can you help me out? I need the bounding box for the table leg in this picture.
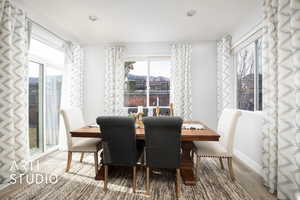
[180,141,197,185]
[96,141,198,185]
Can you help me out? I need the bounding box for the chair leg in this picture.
[227,157,235,181]
[65,152,72,172]
[176,168,181,199]
[219,157,224,170]
[146,167,150,195]
[104,165,108,191]
[133,166,136,193]
[195,156,201,178]
[80,152,84,163]
[94,152,98,176]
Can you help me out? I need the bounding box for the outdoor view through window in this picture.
[236,38,262,111]
[124,59,171,107]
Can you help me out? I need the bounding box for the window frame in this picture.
[232,27,263,111]
[124,56,171,109]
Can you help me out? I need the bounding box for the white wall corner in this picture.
[234,149,263,176]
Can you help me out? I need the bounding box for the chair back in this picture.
[218,109,241,156]
[143,117,183,169]
[169,103,174,116]
[96,116,137,166]
[61,107,86,149]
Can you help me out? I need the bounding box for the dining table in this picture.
[70,120,220,186]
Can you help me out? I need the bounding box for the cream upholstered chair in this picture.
[61,108,101,175]
[193,109,241,181]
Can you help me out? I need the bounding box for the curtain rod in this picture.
[232,20,264,49]
[232,28,263,50]
[27,17,69,44]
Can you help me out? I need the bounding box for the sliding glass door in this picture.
[28,60,63,156]
[28,25,65,156]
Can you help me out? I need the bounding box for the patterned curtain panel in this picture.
[216,35,234,118]
[0,0,29,186]
[59,42,84,151]
[103,46,126,115]
[262,0,300,199]
[170,44,192,120]
[64,42,84,108]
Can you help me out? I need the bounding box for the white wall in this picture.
[191,42,217,129]
[84,45,106,123]
[234,111,263,175]
[83,42,217,129]
[126,42,170,57]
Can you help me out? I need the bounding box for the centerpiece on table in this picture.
[133,106,144,128]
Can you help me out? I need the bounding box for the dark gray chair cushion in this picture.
[143,117,183,169]
[96,116,144,166]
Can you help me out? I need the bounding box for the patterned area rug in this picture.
[3,152,253,200]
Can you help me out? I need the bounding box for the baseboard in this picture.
[234,149,263,176]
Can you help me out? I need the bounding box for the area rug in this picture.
[2,152,253,200]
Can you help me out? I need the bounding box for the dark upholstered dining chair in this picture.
[96,116,144,193]
[143,117,183,198]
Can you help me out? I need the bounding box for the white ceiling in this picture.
[15,0,261,45]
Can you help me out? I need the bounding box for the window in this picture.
[28,38,64,156]
[235,38,262,111]
[124,58,171,108]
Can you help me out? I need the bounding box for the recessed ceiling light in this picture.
[187,9,197,17]
[89,15,98,22]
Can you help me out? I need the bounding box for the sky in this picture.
[130,61,171,77]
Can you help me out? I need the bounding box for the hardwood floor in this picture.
[0,151,277,200]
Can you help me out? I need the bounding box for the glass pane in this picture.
[45,67,63,149]
[149,60,171,106]
[124,61,147,107]
[29,39,64,66]
[236,43,255,111]
[28,62,43,155]
[256,38,263,110]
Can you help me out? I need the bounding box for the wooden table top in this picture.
[70,121,220,142]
